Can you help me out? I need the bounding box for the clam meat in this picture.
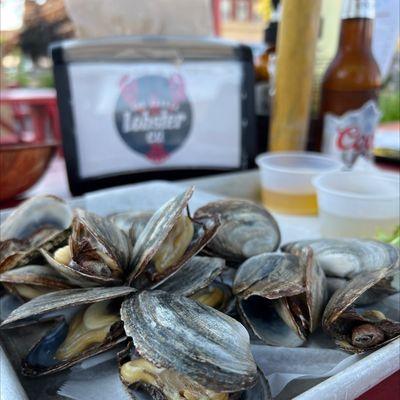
[0,286,135,376]
[42,209,131,287]
[323,267,400,353]
[128,187,220,288]
[120,290,258,396]
[0,195,72,272]
[0,264,72,300]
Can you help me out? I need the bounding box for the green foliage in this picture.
[379,91,400,123]
[376,226,400,247]
[37,71,54,88]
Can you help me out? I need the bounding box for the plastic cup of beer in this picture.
[256,152,342,215]
[313,171,400,238]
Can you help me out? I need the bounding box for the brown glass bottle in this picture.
[312,0,381,163]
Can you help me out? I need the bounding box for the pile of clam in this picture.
[0,188,399,399]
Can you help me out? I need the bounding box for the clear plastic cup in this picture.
[313,171,400,238]
[256,152,342,215]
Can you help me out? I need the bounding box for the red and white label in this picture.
[322,100,381,167]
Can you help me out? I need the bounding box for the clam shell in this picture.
[1,286,135,328]
[22,316,126,377]
[128,187,220,288]
[194,199,280,264]
[239,298,306,347]
[0,195,72,242]
[0,265,72,289]
[327,276,398,306]
[282,239,400,279]
[234,250,326,347]
[233,253,305,300]
[0,265,73,300]
[0,228,70,273]
[191,282,234,313]
[304,248,327,333]
[323,268,400,353]
[119,351,270,400]
[120,290,257,392]
[155,256,225,296]
[41,249,114,287]
[70,209,131,279]
[233,253,306,347]
[128,187,194,283]
[0,196,73,273]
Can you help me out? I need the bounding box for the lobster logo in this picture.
[115,74,192,163]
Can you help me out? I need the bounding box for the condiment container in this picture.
[256,152,341,215]
[313,171,400,238]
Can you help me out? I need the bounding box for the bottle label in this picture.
[341,0,375,19]
[322,100,381,167]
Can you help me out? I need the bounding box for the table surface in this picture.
[0,156,399,399]
[0,88,56,103]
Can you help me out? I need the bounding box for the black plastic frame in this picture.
[51,38,256,196]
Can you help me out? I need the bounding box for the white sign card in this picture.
[68,61,243,179]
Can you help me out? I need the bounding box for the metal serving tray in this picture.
[1,171,399,400]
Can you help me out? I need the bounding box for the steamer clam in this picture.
[282,239,400,305]
[2,286,135,376]
[323,267,400,353]
[1,188,229,377]
[119,290,263,399]
[41,208,131,287]
[0,265,73,300]
[0,196,72,273]
[128,187,220,289]
[194,199,280,265]
[233,249,327,347]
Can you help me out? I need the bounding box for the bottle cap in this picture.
[342,0,375,19]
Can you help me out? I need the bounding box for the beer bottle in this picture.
[316,0,381,166]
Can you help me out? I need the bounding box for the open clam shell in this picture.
[1,286,135,328]
[327,275,399,306]
[233,250,326,347]
[118,346,270,400]
[0,196,73,273]
[0,195,72,242]
[70,209,131,279]
[41,249,104,287]
[39,209,131,287]
[0,265,73,300]
[194,199,281,265]
[0,229,71,274]
[1,286,135,376]
[120,290,257,393]
[128,187,220,288]
[323,268,400,353]
[282,239,400,279]
[190,281,234,313]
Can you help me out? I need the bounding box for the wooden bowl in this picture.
[0,142,57,201]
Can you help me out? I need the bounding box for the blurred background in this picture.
[1,0,398,116]
[0,0,399,205]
